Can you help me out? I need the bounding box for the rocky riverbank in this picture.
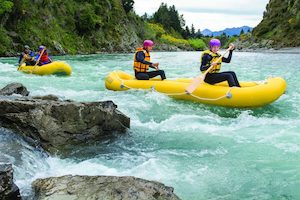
[0,83,130,154]
[33,175,181,200]
[0,83,181,199]
[0,164,21,200]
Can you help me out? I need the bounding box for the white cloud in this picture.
[134,0,269,31]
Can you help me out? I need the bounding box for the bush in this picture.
[188,39,206,50]
[0,27,12,55]
[0,0,13,15]
[160,34,189,48]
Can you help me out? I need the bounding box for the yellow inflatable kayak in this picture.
[18,61,72,76]
[105,71,286,108]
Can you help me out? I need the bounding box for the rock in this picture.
[53,41,66,55]
[0,163,21,200]
[0,96,130,154]
[32,94,59,101]
[0,83,29,96]
[32,175,181,200]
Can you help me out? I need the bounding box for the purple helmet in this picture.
[143,40,154,47]
[209,39,221,47]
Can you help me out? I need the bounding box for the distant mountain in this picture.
[201,29,213,36]
[201,26,253,37]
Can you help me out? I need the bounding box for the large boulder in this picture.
[0,97,130,154]
[0,83,130,154]
[0,163,21,200]
[33,175,181,200]
[0,83,29,96]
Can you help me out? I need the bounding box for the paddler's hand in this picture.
[211,62,218,67]
[229,43,235,51]
[153,63,159,70]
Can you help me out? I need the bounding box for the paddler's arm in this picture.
[200,54,211,71]
[222,50,233,63]
[136,51,155,68]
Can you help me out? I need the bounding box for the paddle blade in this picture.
[185,74,204,94]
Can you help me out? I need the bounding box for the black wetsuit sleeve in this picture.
[200,54,212,71]
[136,51,153,67]
[222,50,233,63]
[18,53,24,64]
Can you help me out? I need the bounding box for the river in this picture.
[1,51,300,199]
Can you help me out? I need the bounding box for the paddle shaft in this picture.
[185,47,231,94]
[34,48,45,66]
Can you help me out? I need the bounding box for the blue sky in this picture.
[134,0,269,31]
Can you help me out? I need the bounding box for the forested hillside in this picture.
[252,0,300,47]
[0,0,144,56]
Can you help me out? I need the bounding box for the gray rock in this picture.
[0,83,29,96]
[0,96,130,154]
[32,175,181,200]
[53,41,66,55]
[0,163,21,200]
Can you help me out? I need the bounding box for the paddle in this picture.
[34,48,45,66]
[185,47,232,94]
[18,56,25,67]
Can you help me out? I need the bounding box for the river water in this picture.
[0,51,300,199]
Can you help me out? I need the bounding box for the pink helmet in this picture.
[209,39,221,47]
[143,40,154,47]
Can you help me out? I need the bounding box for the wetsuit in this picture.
[200,50,240,87]
[18,51,35,66]
[134,50,166,80]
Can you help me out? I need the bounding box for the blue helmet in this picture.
[39,45,45,50]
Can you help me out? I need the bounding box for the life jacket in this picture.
[22,51,34,61]
[133,47,150,72]
[39,51,50,64]
[201,50,222,73]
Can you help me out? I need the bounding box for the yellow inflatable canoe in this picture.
[105,71,286,108]
[18,61,72,76]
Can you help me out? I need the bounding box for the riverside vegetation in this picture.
[0,0,241,56]
[0,0,299,56]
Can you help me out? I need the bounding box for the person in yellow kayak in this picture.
[133,40,166,80]
[35,45,52,66]
[18,45,35,66]
[200,39,240,87]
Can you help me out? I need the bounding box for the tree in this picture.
[191,24,195,38]
[182,26,191,39]
[141,12,149,21]
[196,29,203,38]
[240,29,245,35]
[0,0,13,15]
[152,3,184,33]
[122,0,134,14]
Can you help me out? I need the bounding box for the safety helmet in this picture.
[209,39,221,47]
[143,40,154,47]
[24,45,30,49]
[39,45,45,50]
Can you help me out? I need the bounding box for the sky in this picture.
[134,0,269,31]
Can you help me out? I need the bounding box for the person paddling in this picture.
[35,45,52,66]
[133,40,166,80]
[200,39,240,87]
[18,45,35,66]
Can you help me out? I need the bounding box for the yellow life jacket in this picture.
[201,50,222,73]
[133,47,150,72]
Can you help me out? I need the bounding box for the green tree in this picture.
[182,26,190,39]
[122,0,134,14]
[191,24,195,38]
[240,29,244,35]
[152,3,184,33]
[0,0,13,15]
